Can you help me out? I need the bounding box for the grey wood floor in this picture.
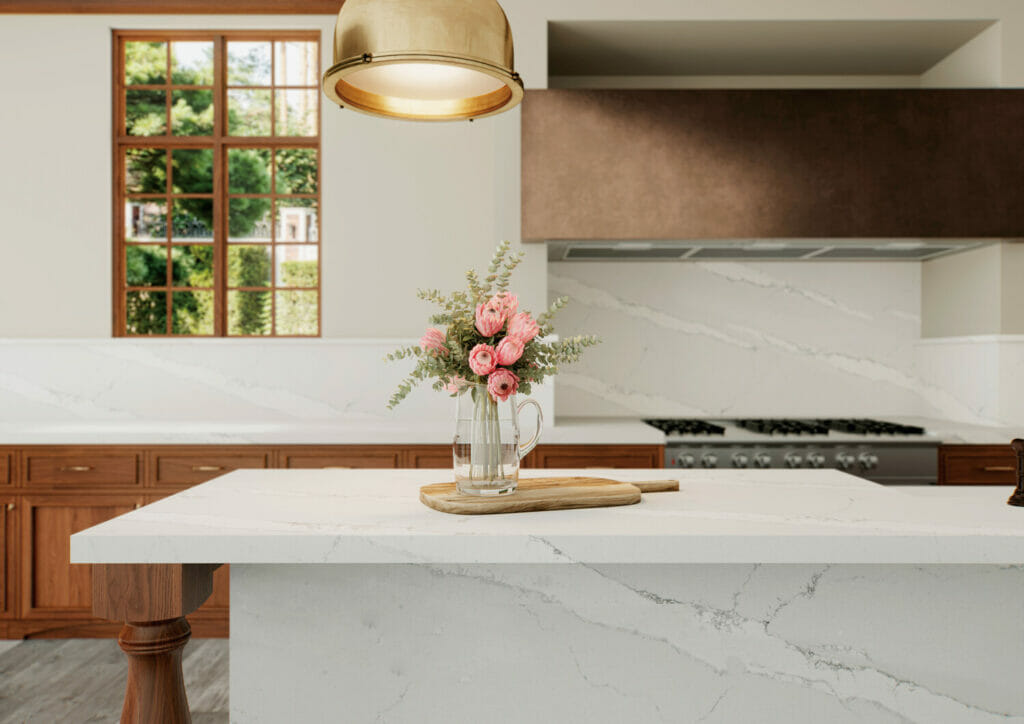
[0,639,228,723]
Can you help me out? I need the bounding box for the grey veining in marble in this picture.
[549,261,1024,425]
[231,562,1024,723]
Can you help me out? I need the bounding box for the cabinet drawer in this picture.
[154,453,269,486]
[405,446,452,469]
[0,453,9,485]
[25,453,140,487]
[528,445,664,469]
[939,445,1015,485]
[280,447,402,469]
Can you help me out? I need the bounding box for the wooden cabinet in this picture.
[938,445,1016,485]
[0,442,663,639]
[152,447,271,487]
[23,448,142,488]
[526,445,663,469]
[279,445,403,469]
[405,446,453,468]
[19,494,142,627]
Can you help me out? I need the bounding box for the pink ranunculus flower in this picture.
[487,368,520,402]
[506,312,539,343]
[491,292,519,319]
[475,300,505,337]
[468,343,497,376]
[442,375,468,394]
[494,336,524,366]
[419,327,447,355]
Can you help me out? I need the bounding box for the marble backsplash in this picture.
[550,261,1023,426]
[0,339,553,429]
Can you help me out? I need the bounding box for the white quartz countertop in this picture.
[71,468,1024,566]
[0,417,662,446]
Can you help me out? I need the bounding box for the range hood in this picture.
[522,89,1024,244]
[548,239,986,262]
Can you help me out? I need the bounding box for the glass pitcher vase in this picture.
[453,384,543,496]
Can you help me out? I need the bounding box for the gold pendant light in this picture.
[322,0,524,122]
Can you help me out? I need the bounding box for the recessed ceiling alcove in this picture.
[548,19,996,78]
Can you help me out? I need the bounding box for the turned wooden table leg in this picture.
[119,617,193,724]
[90,564,219,724]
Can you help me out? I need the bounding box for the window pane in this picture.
[172,291,214,335]
[275,291,318,335]
[171,245,214,287]
[171,199,214,242]
[171,149,213,194]
[125,41,166,85]
[125,290,168,335]
[229,199,272,241]
[125,200,167,241]
[274,41,318,86]
[171,90,214,136]
[171,41,214,85]
[228,246,272,287]
[275,148,317,194]
[275,199,318,242]
[275,246,318,287]
[228,42,271,85]
[125,148,166,194]
[275,89,317,137]
[228,148,272,194]
[228,89,271,136]
[126,89,166,136]
[125,246,167,286]
[228,291,272,336]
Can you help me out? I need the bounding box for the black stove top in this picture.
[643,419,725,436]
[644,418,926,437]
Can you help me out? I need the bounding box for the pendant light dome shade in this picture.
[322,0,524,121]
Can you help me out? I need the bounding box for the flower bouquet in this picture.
[387,241,598,495]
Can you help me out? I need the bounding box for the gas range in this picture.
[645,418,938,484]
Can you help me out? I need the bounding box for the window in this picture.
[114,31,321,336]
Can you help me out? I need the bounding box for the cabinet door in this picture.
[1,498,14,619]
[20,495,141,619]
[405,446,452,469]
[938,445,1016,485]
[528,445,664,469]
[279,446,402,469]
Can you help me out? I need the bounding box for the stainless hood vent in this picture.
[548,240,985,262]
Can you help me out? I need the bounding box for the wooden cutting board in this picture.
[419,476,679,515]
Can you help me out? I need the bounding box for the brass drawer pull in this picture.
[6,503,13,511]
[983,466,1014,472]
[191,465,224,472]
[60,465,93,472]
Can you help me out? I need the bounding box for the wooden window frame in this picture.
[113,29,322,337]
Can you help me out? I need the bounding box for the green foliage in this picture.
[276,261,318,335]
[386,241,600,408]
[229,248,272,335]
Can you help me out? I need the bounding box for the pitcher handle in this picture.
[517,398,543,460]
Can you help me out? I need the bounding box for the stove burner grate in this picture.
[644,419,725,436]
[819,419,925,436]
[733,419,830,436]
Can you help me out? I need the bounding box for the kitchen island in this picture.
[72,469,1024,723]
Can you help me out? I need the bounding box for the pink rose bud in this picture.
[487,368,520,402]
[475,301,505,337]
[468,343,498,376]
[506,312,539,343]
[495,336,525,366]
[491,292,519,318]
[442,375,468,394]
[418,327,447,354]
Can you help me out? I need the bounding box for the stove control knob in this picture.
[858,453,879,471]
[784,453,803,468]
[676,454,695,469]
[731,453,749,469]
[806,452,826,468]
[835,453,856,470]
[701,453,718,469]
[753,453,772,468]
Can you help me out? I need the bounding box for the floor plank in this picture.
[0,639,228,723]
